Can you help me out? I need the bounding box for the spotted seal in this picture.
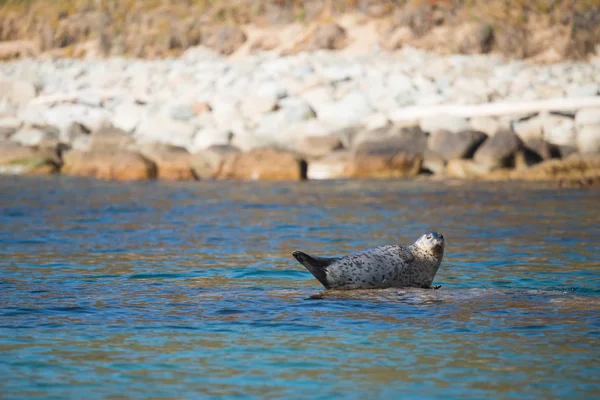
[292,232,445,290]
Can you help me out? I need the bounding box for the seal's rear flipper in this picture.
[292,251,338,289]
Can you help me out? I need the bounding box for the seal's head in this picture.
[413,231,445,259]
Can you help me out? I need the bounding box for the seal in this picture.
[292,231,445,290]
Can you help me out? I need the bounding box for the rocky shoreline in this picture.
[1,46,600,186]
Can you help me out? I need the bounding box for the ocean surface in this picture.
[1,176,599,399]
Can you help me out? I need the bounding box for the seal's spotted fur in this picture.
[293,232,445,290]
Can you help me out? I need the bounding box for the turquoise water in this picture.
[1,176,599,399]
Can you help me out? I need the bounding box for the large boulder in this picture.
[346,136,423,179]
[473,129,522,171]
[62,150,157,181]
[214,147,307,181]
[0,141,61,175]
[138,143,198,181]
[428,130,487,160]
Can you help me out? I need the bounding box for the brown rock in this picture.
[214,147,306,181]
[347,137,423,179]
[0,141,61,175]
[138,144,198,181]
[62,150,157,181]
[296,135,343,158]
[203,24,247,55]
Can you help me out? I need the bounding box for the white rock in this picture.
[0,116,22,131]
[469,116,502,136]
[188,128,231,153]
[44,104,112,133]
[575,108,600,129]
[11,127,58,146]
[307,151,349,180]
[513,116,543,141]
[577,125,600,154]
[364,113,390,131]
[136,115,196,148]
[543,115,577,147]
[113,101,145,133]
[420,115,470,134]
[317,91,373,128]
[567,84,599,98]
[0,79,37,106]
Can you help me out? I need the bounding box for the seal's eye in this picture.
[426,234,432,239]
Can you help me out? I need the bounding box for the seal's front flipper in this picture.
[422,284,442,290]
[292,251,339,289]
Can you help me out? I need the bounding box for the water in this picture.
[1,176,599,399]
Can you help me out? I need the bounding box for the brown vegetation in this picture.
[0,0,598,60]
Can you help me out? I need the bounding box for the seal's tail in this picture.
[292,251,336,289]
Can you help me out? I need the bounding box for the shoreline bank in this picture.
[1,46,599,186]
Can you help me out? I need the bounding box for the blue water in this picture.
[1,176,599,399]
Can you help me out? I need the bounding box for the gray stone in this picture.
[428,130,488,160]
[577,125,600,154]
[420,115,470,134]
[473,129,522,170]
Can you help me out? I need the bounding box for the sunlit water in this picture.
[1,176,599,399]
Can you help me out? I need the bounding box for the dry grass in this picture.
[0,0,599,59]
